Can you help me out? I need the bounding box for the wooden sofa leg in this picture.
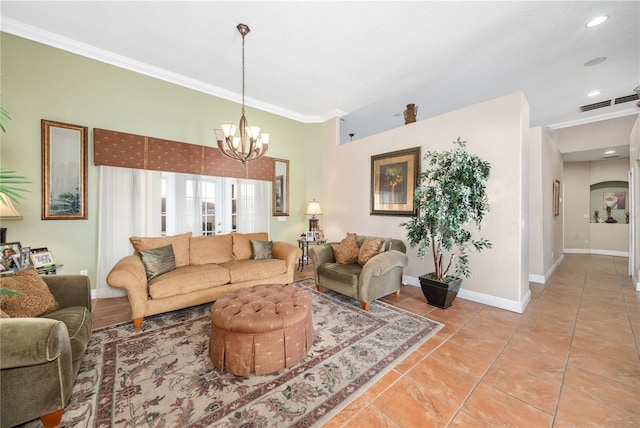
[316,285,324,292]
[41,409,63,428]
[394,290,401,296]
[133,318,144,328]
[361,301,371,311]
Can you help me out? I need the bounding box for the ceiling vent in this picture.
[614,93,639,104]
[580,100,612,112]
[602,154,620,159]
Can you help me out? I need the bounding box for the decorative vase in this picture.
[419,274,462,309]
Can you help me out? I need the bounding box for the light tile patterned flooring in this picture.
[92,254,639,427]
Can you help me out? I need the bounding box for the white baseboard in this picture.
[529,274,545,284]
[93,287,126,299]
[564,248,629,257]
[402,275,530,314]
[529,254,565,284]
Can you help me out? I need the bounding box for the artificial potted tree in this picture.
[401,137,492,309]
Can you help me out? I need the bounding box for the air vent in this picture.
[602,154,620,159]
[614,93,639,104]
[580,100,612,112]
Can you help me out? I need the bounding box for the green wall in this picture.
[0,33,322,289]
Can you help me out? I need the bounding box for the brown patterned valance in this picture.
[93,128,274,181]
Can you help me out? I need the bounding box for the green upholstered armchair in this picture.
[309,234,408,310]
[0,275,92,428]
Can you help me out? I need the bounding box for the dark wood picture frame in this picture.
[272,158,289,216]
[41,120,88,220]
[370,147,420,216]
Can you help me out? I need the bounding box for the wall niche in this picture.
[590,181,628,224]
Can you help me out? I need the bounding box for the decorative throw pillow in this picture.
[130,232,191,267]
[330,233,360,264]
[232,232,269,260]
[251,240,273,260]
[358,238,385,265]
[139,244,176,280]
[0,268,58,317]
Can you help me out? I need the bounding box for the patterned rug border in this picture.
[70,279,444,427]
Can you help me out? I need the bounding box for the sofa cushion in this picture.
[190,234,234,265]
[139,244,176,280]
[130,232,192,268]
[232,232,269,260]
[42,306,92,363]
[0,268,58,317]
[221,259,287,283]
[330,234,360,264]
[251,240,273,259]
[148,264,231,299]
[358,238,385,265]
[318,263,362,287]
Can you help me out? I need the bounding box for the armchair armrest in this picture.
[42,275,92,312]
[361,250,408,278]
[0,318,71,369]
[308,243,336,266]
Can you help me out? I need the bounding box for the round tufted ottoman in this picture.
[209,284,314,377]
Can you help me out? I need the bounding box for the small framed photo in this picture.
[314,231,324,241]
[0,242,22,271]
[20,246,32,268]
[305,231,315,241]
[31,250,55,268]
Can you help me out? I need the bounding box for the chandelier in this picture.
[215,23,269,164]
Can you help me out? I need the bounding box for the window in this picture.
[161,172,242,236]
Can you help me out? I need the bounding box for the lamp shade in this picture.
[306,199,322,216]
[0,193,23,219]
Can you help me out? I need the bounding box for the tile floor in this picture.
[92,254,639,427]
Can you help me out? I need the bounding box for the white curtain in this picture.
[96,166,162,298]
[164,173,203,236]
[237,178,270,233]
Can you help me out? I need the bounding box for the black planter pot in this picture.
[419,274,462,309]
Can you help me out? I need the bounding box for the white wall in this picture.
[529,127,564,283]
[322,93,530,313]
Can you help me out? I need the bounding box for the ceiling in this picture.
[1,1,639,149]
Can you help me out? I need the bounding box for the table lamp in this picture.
[306,199,322,231]
[0,192,23,244]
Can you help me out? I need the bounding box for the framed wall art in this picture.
[370,147,420,216]
[553,179,560,217]
[272,158,289,216]
[41,120,88,220]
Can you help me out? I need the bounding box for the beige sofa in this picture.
[107,232,302,327]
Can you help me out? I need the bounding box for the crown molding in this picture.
[1,18,341,124]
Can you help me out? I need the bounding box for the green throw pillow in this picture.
[250,240,273,260]
[139,244,176,280]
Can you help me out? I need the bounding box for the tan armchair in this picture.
[0,275,93,428]
[309,234,408,310]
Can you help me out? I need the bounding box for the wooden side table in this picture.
[297,239,326,271]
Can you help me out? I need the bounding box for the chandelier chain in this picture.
[241,32,246,115]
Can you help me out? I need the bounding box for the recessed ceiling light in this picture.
[588,91,601,97]
[586,16,608,28]
[604,150,616,154]
[584,56,607,67]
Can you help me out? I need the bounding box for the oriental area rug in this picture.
[60,279,443,428]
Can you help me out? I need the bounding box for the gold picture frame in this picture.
[41,120,88,220]
[370,147,420,216]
